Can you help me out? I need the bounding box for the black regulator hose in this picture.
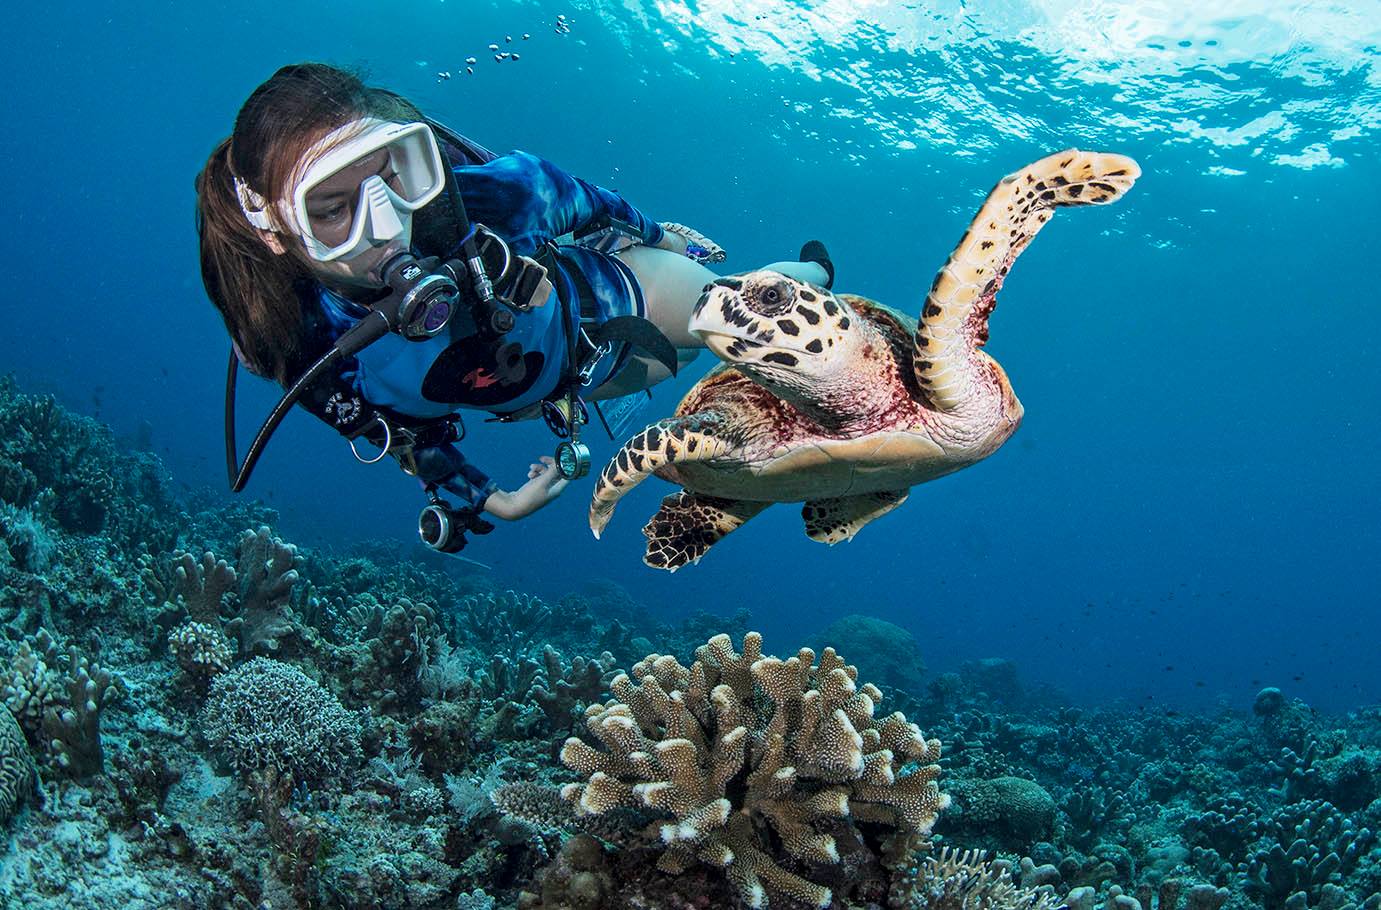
[226,308,394,493]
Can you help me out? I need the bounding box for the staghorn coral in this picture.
[0,706,33,825]
[201,657,362,786]
[559,632,949,909]
[1,628,115,777]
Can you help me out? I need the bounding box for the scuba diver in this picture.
[196,63,833,554]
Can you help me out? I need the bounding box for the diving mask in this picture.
[235,118,447,262]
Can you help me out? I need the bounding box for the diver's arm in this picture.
[483,456,569,520]
[456,151,665,249]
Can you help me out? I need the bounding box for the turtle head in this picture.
[689,270,861,400]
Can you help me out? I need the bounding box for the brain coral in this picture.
[0,707,33,825]
[201,657,361,786]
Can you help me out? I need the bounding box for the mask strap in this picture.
[233,176,277,232]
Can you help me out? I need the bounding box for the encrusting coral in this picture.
[558,632,949,908]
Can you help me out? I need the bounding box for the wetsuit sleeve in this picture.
[410,443,499,513]
[456,151,665,253]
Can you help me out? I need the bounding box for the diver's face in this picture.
[292,142,413,289]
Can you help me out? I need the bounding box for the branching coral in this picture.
[889,847,1063,910]
[168,620,234,685]
[1,628,116,777]
[169,549,236,626]
[226,525,302,654]
[450,589,552,661]
[559,632,949,909]
[201,657,361,786]
[528,646,618,732]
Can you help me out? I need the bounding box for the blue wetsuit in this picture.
[292,151,665,513]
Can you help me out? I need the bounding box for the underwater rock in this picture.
[813,613,927,694]
[961,656,1025,706]
[947,775,1057,848]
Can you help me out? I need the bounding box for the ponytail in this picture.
[195,139,306,383]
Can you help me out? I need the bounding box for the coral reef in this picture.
[0,376,1379,910]
[558,632,948,908]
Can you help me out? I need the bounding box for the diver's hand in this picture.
[659,222,727,264]
[484,456,570,520]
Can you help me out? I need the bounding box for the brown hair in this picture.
[195,63,424,382]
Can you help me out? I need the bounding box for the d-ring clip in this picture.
[348,417,394,465]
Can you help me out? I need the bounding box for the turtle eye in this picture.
[748,279,794,315]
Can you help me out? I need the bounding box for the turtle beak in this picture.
[690,279,812,358]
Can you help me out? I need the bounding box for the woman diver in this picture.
[197,63,832,552]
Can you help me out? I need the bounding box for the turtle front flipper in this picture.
[589,413,734,538]
[915,150,1140,411]
[642,491,770,571]
[802,489,909,544]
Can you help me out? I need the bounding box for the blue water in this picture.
[5,0,1378,710]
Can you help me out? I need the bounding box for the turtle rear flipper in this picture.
[643,492,769,571]
[589,413,735,538]
[915,150,1140,412]
[802,489,909,544]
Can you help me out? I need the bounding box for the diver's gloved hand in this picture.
[659,222,727,264]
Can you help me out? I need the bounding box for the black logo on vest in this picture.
[422,337,543,407]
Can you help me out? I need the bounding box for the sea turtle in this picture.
[590,149,1141,570]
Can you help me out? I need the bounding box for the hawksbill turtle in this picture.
[590,149,1141,570]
